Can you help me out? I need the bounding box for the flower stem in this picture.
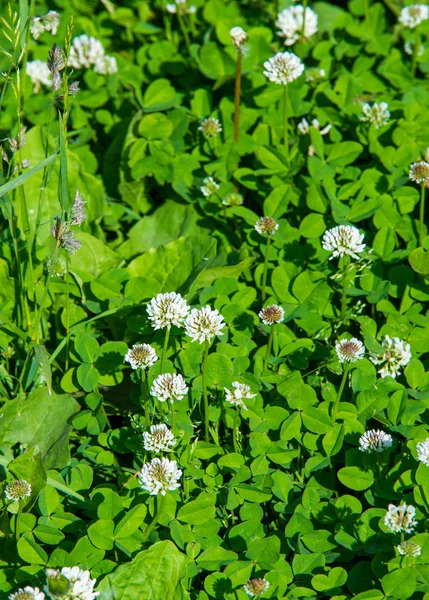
[143,493,166,542]
[232,408,240,452]
[419,182,426,246]
[233,50,243,143]
[331,363,350,421]
[301,0,308,39]
[141,370,150,428]
[412,28,420,78]
[160,326,171,373]
[202,339,210,442]
[340,254,350,322]
[263,325,275,370]
[171,401,176,436]
[31,243,60,342]
[177,12,192,57]
[261,234,272,303]
[15,501,22,547]
[362,0,370,22]
[283,85,289,155]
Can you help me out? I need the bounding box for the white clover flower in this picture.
[125,343,158,370]
[166,0,196,14]
[143,424,176,453]
[26,60,52,93]
[138,457,182,495]
[201,177,220,197]
[305,67,325,82]
[359,430,393,453]
[244,578,270,597]
[198,117,222,138]
[409,161,429,184]
[360,102,390,129]
[9,587,45,600]
[416,438,429,466]
[322,225,366,260]
[336,338,365,363]
[399,4,429,29]
[5,479,31,501]
[225,382,256,411]
[369,335,411,379]
[151,373,188,403]
[68,35,106,70]
[94,55,118,75]
[147,292,190,330]
[397,541,422,557]
[255,216,279,235]
[184,306,226,344]
[297,117,331,136]
[222,192,243,206]
[60,566,99,600]
[31,10,60,39]
[230,26,247,49]
[384,503,418,534]
[276,5,318,46]
[259,305,284,325]
[263,51,304,85]
[404,40,425,56]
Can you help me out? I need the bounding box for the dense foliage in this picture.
[2,0,429,598]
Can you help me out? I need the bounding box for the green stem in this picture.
[160,326,171,373]
[263,324,275,370]
[233,50,242,144]
[31,243,60,342]
[15,501,22,547]
[65,251,71,371]
[412,28,420,78]
[283,85,289,154]
[177,12,192,57]
[141,370,151,428]
[261,234,272,303]
[202,339,210,442]
[331,363,350,421]
[143,493,166,542]
[301,0,308,39]
[171,401,176,435]
[340,254,350,322]
[377,453,383,479]
[419,182,425,246]
[232,408,240,452]
[362,0,370,22]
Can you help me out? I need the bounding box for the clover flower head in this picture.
[30,10,60,39]
[5,479,31,501]
[143,424,176,453]
[45,257,66,278]
[230,26,247,49]
[201,177,220,197]
[416,438,429,466]
[151,373,188,403]
[359,429,393,453]
[297,117,331,136]
[60,566,99,600]
[222,192,243,206]
[45,569,71,598]
[276,5,318,45]
[198,118,222,138]
[397,541,421,557]
[166,0,196,14]
[9,588,45,600]
[68,35,106,71]
[94,55,118,75]
[360,102,390,129]
[404,40,424,56]
[255,216,279,235]
[259,305,284,325]
[225,382,256,411]
[125,343,158,370]
[384,502,418,534]
[305,67,326,82]
[244,578,270,597]
[147,292,190,330]
[26,60,52,93]
[70,189,86,226]
[369,335,411,378]
[322,225,366,260]
[336,338,365,363]
[399,4,429,28]
[263,51,304,85]
[138,457,182,495]
[184,306,226,344]
[409,161,429,184]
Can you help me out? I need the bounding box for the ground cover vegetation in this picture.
[1,0,429,598]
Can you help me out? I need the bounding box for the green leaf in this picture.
[0,153,57,199]
[18,532,48,565]
[196,546,237,571]
[114,505,147,539]
[205,353,233,389]
[97,540,189,599]
[143,79,177,112]
[337,467,374,491]
[88,519,115,550]
[381,568,416,599]
[177,493,216,525]
[327,142,363,167]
